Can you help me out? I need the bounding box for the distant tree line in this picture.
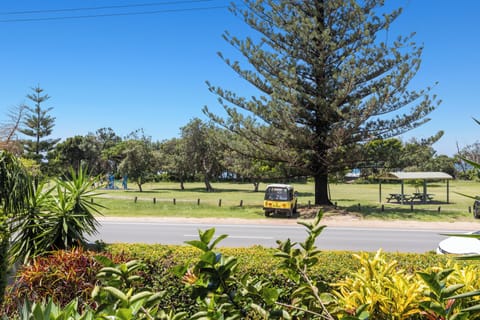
[0,91,465,189]
[1,86,479,194]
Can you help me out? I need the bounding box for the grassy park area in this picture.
[95,179,480,222]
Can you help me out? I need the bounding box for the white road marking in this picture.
[183,234,274,240]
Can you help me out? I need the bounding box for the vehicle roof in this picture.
[265,184,294,189]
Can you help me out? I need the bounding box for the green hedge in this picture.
[105,243,453,313]
[2,243,456,317]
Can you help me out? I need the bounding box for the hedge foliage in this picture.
[104,243,453,313]
[0,242,461,318]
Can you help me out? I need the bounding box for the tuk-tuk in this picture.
[263,184,297,217]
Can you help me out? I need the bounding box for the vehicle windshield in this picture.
[265,187,290,201]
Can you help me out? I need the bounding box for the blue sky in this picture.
[0,0,478,156]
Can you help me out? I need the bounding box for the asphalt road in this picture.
[88,219,471,253]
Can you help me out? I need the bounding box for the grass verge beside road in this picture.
[95,180,480,222]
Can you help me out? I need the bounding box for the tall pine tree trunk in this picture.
[314,172,332,206]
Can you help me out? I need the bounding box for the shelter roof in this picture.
[383,171,453,180]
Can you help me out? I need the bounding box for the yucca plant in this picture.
[0,151,30,306]
[9,181,54,264]
[39,166,103,251]
[9,165,103,263]
[57,166,103,231]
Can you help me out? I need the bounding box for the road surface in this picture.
[88,218,476,253]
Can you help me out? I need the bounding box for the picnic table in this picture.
[386,193,434,203]
[386,193,411,203]
[411,193,434,202]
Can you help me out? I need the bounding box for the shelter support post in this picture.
[401,181,405,204]
[423,179,427,203]
[379,180,382,203]
[447,180,450,204]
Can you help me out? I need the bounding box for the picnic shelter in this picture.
[378,171,453,204]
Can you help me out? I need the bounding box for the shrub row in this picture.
[104,243,453,312]
[1,243,456,318]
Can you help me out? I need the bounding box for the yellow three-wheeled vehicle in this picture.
[263,184,297,217]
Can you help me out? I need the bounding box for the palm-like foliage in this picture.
[0,151,30,306]
[0,151,30,215]
[54,166,103,244]
[9,181,53,264]
[9,165,103,262]
[41,166,103,251]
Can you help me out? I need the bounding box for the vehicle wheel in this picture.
[264,211,270,217]
[287,207,293,218]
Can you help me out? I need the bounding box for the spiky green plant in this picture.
[43,166,104,250]
[0,151,30,306]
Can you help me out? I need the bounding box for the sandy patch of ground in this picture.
[98,208,480,231]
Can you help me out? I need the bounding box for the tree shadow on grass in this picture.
[345,204,467,221]
[296,191,314,197]
[149,186,262,193]
[123,190,167,194]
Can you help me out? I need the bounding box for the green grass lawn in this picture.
[94,180,480,222]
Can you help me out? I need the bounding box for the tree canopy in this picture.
[204,0,440,205]
[18,86,60,168]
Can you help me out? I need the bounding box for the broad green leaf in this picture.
[199,251,217,265]
[442,284,465,296]
[115,308,133,320]
[98,267,123,276]
[199,228,216,244]
[103,286,129,303]
[261,287,281,305]
[185,240,209,252]
[209,234,228,249]
[462,304,480,312]
[451,290,480,299]
[130,291,153,304]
